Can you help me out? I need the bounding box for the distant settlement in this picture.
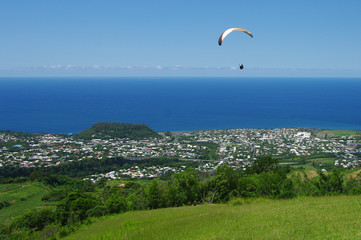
[1,128,360,182]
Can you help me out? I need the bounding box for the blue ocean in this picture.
[1,77,361,133]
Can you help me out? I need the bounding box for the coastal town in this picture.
[1,128,360,181]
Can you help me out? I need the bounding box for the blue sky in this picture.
[1,0,361,77]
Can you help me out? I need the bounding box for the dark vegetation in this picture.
[1,156,361,239]
[75,122,160,140]
[0,157,199,181]
[0,200,11,210]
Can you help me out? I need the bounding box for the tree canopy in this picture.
[75,122,160,140]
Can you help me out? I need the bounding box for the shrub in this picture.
[87,205,108,217]
[57,224,76,238]
[14,208,56,231]
[0,200,11,210]
[106,195,127,214]
[56,192,101,225]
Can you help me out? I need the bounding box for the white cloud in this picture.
[2,65,360,77]
[21,65,361,72]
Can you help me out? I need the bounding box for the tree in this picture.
[56,192,100,225]
[206,165,240,202]
[126,189,148,211]
[238,169,294,199]
[315,168,344,195]
[173,168,200,204]
[29,170,44,182]
[146,179,165,209]
[238,175,259,198]
[246,156,279,175]
[15,208,56,231]
[105,194,127,214]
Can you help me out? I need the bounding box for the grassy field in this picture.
[0,182,54,223]
[290,164,316,171]
[0,183,24,193]
[287,157,337,171]
[65,195,361,240]
[317,130,361,137]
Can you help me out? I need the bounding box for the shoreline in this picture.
[1,127,361,136]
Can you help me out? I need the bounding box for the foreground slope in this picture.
[65,195,361,240]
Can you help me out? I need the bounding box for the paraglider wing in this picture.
[218,28,253,46]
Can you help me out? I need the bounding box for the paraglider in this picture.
[218,27,253,70]
[218,28,253,46]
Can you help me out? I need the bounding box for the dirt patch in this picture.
[289,170,319,181]
[306,170,319,179]
[347,169,361,179]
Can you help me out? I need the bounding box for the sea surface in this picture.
[1,77,361,134]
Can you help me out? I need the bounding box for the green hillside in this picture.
[0,182,53,223]
[65,195,361,240]
[75,122,160,140]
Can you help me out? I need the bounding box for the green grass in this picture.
[0,182,54,223]
[290,164,316,171]
[307,157,336,163]
[0,183,24,193]
[65,195,361,240]
[318,130,361,137]
[288,157,337,171]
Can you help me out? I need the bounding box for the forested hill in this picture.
[75,122,160,140]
